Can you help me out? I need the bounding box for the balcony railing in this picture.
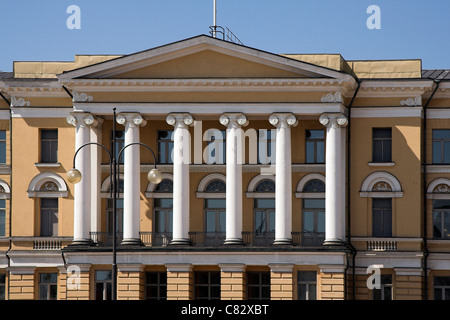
[140,232,172,247]
[89,231,325,248]
[242,232,275,246]
[189,232,226,247]
[90,232,123,246]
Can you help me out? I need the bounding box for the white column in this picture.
[220,113,248,245]
[90,119,103,235]
[166,113,193,245]
[116,113,147,245]
[269,113,297,245]
[67,113,97,245]
[319,113,348,245]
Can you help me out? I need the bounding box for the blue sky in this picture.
[0,0,449,72]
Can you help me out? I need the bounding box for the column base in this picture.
[170,238,191,246]
[273,238,293,246]
[120,238,143,246]
[70,239,93,246]
[223,238,243,246]
[322,239,345,246]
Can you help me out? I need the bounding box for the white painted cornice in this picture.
[60,78,354,95]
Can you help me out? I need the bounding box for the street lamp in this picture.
[67,108,162,300]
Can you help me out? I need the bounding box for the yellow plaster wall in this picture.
[350,117,422,238]
[11,117,75,238]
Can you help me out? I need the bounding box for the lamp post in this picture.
[67,108,162,300]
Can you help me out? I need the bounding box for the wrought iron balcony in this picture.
[189,232,226,247]
[89,231,325,248]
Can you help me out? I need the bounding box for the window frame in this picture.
[373,274,393,300]
[297,271,317,300]
[0,199,5,237]
[246,271,270,300]
[432,129,450,164]
[305,129,325,164]
[145,271,167,300]
[194,271,221,300]
[40,198,58,237]
[434,276,450,300]
[372,198,392,237]
[157,130,174,164]
[0,130,6,165]
[95,270,112,300]
[372,128,392,163]
[432,200,450,239]
[40,129,58,164]
[38,272,58,300]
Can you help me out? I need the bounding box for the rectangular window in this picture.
[40,129,58,163]
[145,272,167,300]
[257,129,274,165]
[372,128,392,163]
[111,130,125,164]
[306,129,325,163]
[297,271,317,300]
[158,130,174,164]
[0,131,6,164]
[39,273,58,300]
[0,274,5,300]
[40,198,58,237]
[433,200,450,239]
[247,271,270,300]
[372,198,392,237]
[205,129,226,164]
[302,199,325,246]
[432,130,450,164]
[434,276,450,300]
[194,271,221,300]
[95,270,112,300]
[0,199,5,237]
[373,274,393,300]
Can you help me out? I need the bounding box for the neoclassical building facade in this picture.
[0,35,449,300]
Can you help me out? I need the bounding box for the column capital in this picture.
[269,113,297,128]
[116,113,147,127]
[166,113,194,127]
[319,113,348,128]
[66,112,100,128]
[219,113,248,128]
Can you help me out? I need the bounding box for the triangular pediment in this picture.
[58,35,352,82]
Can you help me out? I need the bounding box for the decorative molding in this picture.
[219,113,248,128]
[166,113,194,127]
[319,113,348,128]
[321,91,343,103]
[116,113,147,127]
[269,113,297,128]
[360,171,403,198]
[145,173,173,198]
[426,178,450,199]
[0,179,10,199]
[27,172,68,198]
[10,96,31,107]
[72,91,93,103]
[400,96,422,106]
[66,113,98,128]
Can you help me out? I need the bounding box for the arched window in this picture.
[360,172,402,238]
[27,172,68,238]
[427,178,450,239]
[195,174,226,246]
[295,174,326,246]
[247,176,275,245]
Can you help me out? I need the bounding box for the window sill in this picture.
[368,162,395,167]
[35,162,61,168]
